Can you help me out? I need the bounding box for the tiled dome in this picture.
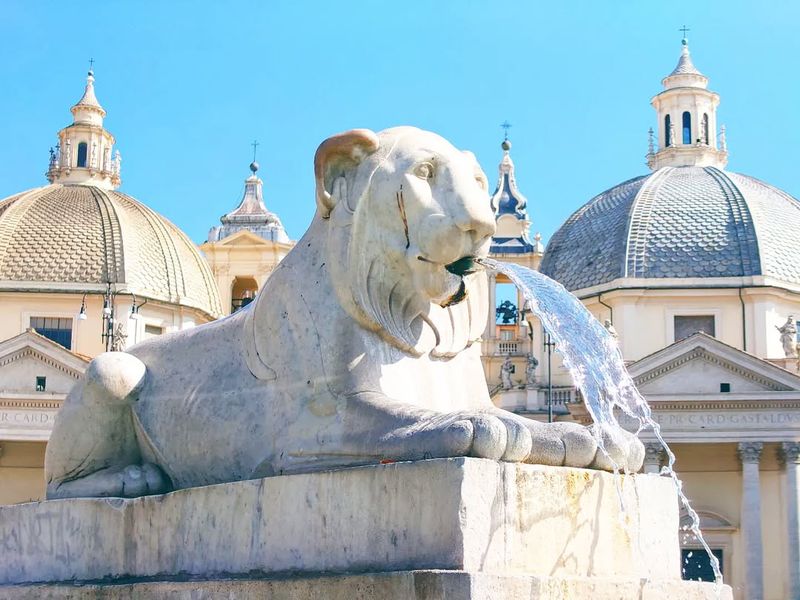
[540,166,800,292]
[0,184,222,318]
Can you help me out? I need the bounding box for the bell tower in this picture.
[46,66,121,189]
[647,37,728,170]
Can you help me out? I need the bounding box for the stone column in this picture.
[781,442,800,599]
[485,273,496,341]
[738,442,764,600]
[642,442,664,474]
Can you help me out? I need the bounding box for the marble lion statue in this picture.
[46,127,644,499]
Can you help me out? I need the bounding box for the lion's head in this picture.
[315,127,496,358]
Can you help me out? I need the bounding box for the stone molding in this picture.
[738,441,764,464]
[0,397,62,410]
[635,347,791,392]
[651,399,800,411]
[0,347,84,380]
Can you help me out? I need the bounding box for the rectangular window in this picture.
[681,548,723,582]
[30,316,73,349]
[499,329,515,341]
[144,324,164,337]
[720,383,731,393]
[35,376,46,392]
[674,315,715,342]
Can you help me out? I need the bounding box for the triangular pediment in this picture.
[0,330,89,394]
[628,332,800,394]
[215,229,274,247]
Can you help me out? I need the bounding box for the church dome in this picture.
[0,184,223,318]
[540,166,800,292]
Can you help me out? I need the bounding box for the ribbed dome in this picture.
[541,166,800,292]
[0,184,222,318]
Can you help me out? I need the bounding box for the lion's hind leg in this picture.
[45,352,172,499]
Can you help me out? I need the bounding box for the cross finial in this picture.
[251,140,259,162]
[500,121,512,140]
[88,58,95,73]
[679,25,690,41]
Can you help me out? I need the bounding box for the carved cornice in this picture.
[0,347,84,379]
[738,442,764,464]
[781,442,800,464]
[0,398,63,410]
[634,347,791,392]
[650,400,800,411]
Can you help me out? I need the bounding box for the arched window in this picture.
[664,115,672,146]
[77,142,88,168]
[682,112,692,145]
[703,113,709,145]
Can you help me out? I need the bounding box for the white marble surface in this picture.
[45,127,642,500]
[3,459,677,586]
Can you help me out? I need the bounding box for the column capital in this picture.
[738,442,764,464]
[781,442,800,464]
[643,442,664,466]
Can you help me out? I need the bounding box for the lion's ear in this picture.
[314,129,380,218]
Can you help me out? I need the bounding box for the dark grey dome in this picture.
[540,166,800,292]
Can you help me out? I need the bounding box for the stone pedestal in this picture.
[0,458,730,599]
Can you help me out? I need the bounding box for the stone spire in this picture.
[489,137,537,255]
[207,160,290,244]
[70,69,106,126]
[46,67,121,189]
[647,37,727,170]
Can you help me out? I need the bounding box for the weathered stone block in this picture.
[0,458,730,599]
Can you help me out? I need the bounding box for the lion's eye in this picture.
[475,176,488,191]
[414,162,435,180]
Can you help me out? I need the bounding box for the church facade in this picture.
[484,39,800,600]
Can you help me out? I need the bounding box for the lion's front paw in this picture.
[490,417,645,472]
[450,413,533,462]
[588,424,645,472]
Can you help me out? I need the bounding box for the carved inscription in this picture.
[0,409,57,428]
[620,411,800,430]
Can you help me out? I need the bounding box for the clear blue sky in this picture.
[1,1,798,245]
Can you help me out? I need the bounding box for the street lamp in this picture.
[543,331,556,423]
[77,283,146,352]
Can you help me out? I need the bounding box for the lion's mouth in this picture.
[444,256,482,277]
[417,255,484,277]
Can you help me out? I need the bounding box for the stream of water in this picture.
[480,258,723,586]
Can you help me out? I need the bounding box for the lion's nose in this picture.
[452,196,496,244]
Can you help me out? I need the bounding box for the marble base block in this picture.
[0,458,731,599]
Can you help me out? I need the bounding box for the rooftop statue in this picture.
[45,127,643,499]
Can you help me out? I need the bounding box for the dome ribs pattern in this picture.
[727,173,800,284]
[705,167,761,278]
[1,186,114,283]
[541,167,796,292]
[0,189,43,276]
[87,186,125,284]
[165,221,222,317]
[540,176,648,291]
[115,192,184,302]
[625,167,673,278]
[0,185,222,318]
